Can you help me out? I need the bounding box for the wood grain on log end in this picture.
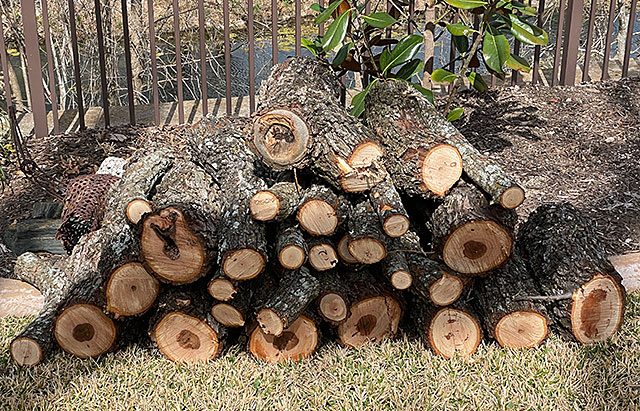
[430,272,464,306]
[222,249,265,281]
[257,308,285,336]
[495,311,548,349]
[571,274,625,344]
[309,242,339,271]
[337,296,402,347]
[348,141,384,168]
[208,278,237,301]
[54,304,117,359]
[318,293,349,324]
[298,201,338,236]
[421,144,463,197]
[250,191,280,221]
[337,234,359,264]
[349,238,386,265]
[500,186,525,209]
[252,109,310,168]
[154,312,222,362]
[141,207,206,284]
[339,166,387,193]
[106,262,159,316]
[279,245,306,270]
[10,337,43,367]
[249,315,318,363]
[383,215,410,238]
[443,221,512,275]
[126,199,152,225]
[390,270,413,290]
[211,303,246,327]
[428,307,482,359]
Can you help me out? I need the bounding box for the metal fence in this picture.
[1,0,639,138]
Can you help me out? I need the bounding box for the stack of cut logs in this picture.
[7,57,626,367]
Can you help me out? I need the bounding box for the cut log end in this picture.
[54,304,117,358]
[429,308,482,359]
[500,186,525,209]
[222,249,265,280]
[495,311,548,349]
[141,207,205,284]
[383,215,410,238]
[319,293,348,323]
[10,338,42,367]
[349,141,384,168]
[257,308,285,336]
[106,263,160,316]
[390,270,412,290]
[308,243,339,271]
[348,238,386,264]
[208,278,237,301]
[340,169,386,193]
[249,315,318,363]
[279,245,306,270]
[337,296,402,347]
[571,275,625,344]
[430,272,464,306]
[211,303,245,327]
[421,144,463,197]
[126,199,152,225]
[154,312,221,362]
[250,191,280,221]
[298,200,338,236]
[443,220,512,275]
[337,235,359,264]
[253,109,310,168]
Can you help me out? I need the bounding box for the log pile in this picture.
[5,57,627,367]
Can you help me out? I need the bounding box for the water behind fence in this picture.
[1,0,639,138]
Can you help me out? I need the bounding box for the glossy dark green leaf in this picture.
[506,54,531,72]
[321,8,350,52]
[314,0,343,24]
[332,42,354,67]
[379,48,391,74]
[444,0,488,10]
[395,59,423,80]
[350,79,377,117]
[509,15,548,45]
[301,37,319,56]
[409,82,434,104]
[310,3,323,13]
[453,35,469,53]
[482,30,510,74]
[362,12,397,28]
[466,71,488,92]
[382,34,423,74]
[446,107,464,122]
[446,23,476,36]
[430,68,457,83]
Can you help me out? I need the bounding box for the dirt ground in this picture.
[1,77,639,254]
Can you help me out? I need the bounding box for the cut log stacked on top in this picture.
[5,57,627,368]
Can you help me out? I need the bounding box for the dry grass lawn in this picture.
[1,293,639,410]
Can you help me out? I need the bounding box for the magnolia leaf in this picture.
[509,15,548,45]
[446,23,476,36]
[350,79,377,117]
[482,30,510,74]
[362,12,397,28]
[409,82,435,104]
[321,8,350,52]
[506,54,531,73]
[446,107,464,122]
[332,42,354,67]
[395,59,423,80]
[382,34,423,75]
[314,0,344,24]
[466,71,488,92]
[430,68,457,83]
[444,0,488,10]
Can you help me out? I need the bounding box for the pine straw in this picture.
[1,293,638,410]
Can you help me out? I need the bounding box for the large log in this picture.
[250,182,301,222]
[188,116,267,281]
[315,270,354,325]
[248,312,319,363]
[253,57,386,193]
[474,253,549,349]
[517,203,626,343]
[366,80,524,209]
[430,182,515,275]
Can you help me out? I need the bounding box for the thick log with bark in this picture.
[366,80,524,209]
[248,311,319,363]
[430,182,516,275]
[297,185,348,236]
[253,57,387,192]
[347,199,387,264]
[427,304,483,359]
[517,203,626,343]
[250,182,301,222]
[315,270,354,325]
[275,221,307,270]
[307,238,339,271]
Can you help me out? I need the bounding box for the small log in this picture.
[250,182,301,222]
[211,288,252,328]
[275,221,307,270]
[427,304,483,359]
[315,270,353,325]
[383,251,413,291]
[348,199,387,264]
[248,313,319,363]
[308,238,339,272]
[517,203,626,343]
[256,267,320,336]
[208,270,238,302]
[188,117,267,281]
[369,176,410,238]
[297,185,348,236]
[430,182,515,275]
[253,57,386,192]
[149,289,226,362]
[474,253,549,349]
[336,234,360,265]
[336,274,402,347]
[105,262,160,316]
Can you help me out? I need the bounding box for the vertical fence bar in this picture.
[295,0,301,56]
[621,0,638,77]
[472,14,479,73]
[319,0,325,35]
[511,39,521,85]
[198,0,208,115]
[408,0,415,35]
[0,12,13,111]
[601,0,616,80]
[121,0,136,125]
[41,0,59,134]
[148,0,159,125]
[559,0,583,86]
[67,0,85,130]
[272,0,278,65]
[248,0,256,113]
[22,0,48,137]
[223,0,232,116]
[173,0,184,123]
[94,0,110,127]
[551,0,566,86]
[532,0,545,84]
[582,0,598,82]
[422,2,435,88]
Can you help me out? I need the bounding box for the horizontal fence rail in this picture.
[0,0,639,137]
